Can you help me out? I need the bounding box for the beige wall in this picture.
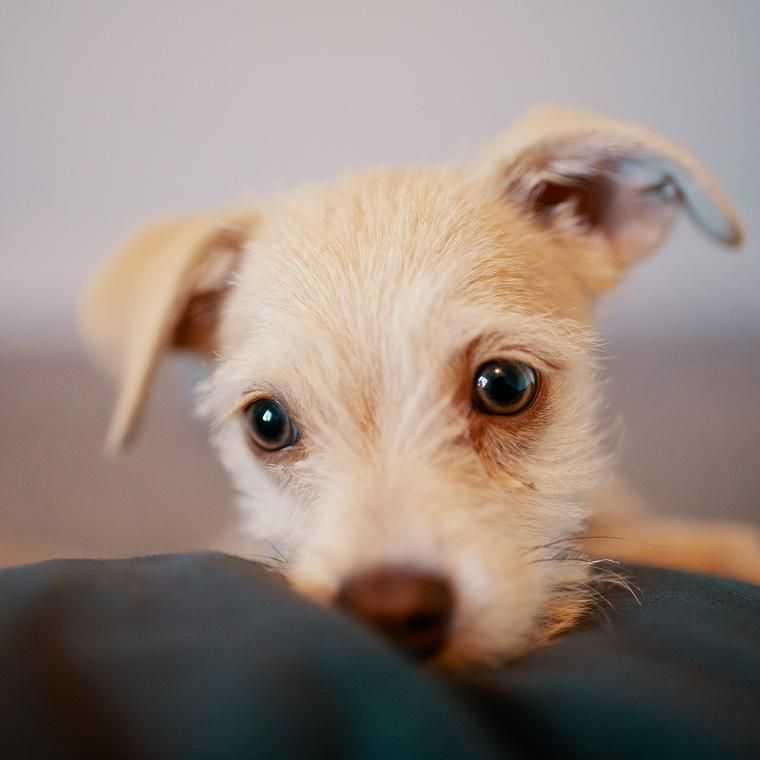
[2,1,759,348]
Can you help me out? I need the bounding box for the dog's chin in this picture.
[433,583,573,671]
[431,591,588,671]
[429,624,536,672]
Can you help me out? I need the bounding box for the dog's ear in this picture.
[484,107,742,276]
[80,208,257,453]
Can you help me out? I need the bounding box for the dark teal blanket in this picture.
[1,554,758,759]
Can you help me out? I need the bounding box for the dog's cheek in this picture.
[437,543,546,668]
[489,363,605,531]
[213,423,314,560]
[436,485,593,668]
[472,364,603,500]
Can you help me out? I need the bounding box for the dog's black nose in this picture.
[336,568,454,660]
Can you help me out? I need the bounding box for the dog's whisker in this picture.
[529,553,623,569]
[245,553,287,566]
[535,549,641,610]
[532,534,659,551]
[266,540,289,564]
[591,569,642,606]
[549,580,614,625]
[577,584,617,618]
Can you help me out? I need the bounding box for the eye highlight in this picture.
[243,398,298,451]
[473,360,540,416]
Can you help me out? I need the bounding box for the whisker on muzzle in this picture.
[529,547,643,608]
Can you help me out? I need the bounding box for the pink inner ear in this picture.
[603,177,680,264]
[531,173,615,231]
[524,159,682,264]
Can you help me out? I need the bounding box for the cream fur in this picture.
[81,107,758,668]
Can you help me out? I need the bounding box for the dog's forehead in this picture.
[222,167,592,378]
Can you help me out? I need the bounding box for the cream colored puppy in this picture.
[82,108,759,668]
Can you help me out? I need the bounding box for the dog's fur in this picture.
[81,107,760,668]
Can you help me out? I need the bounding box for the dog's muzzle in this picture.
[336,567,454,660]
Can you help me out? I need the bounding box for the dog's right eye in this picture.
[243,398,298,451]
[472,360,540,416]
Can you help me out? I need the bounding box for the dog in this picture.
[81,107,760,668]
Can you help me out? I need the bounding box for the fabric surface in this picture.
[0,554,758,759]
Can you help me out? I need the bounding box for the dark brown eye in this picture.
[244,398,298,451]
[473,360,539,415]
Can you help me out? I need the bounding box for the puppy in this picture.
[81,107,760,668]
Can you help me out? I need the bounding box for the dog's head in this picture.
[82,108,741,667]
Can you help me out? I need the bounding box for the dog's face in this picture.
[207,167,607,666]
[82,108,741,667]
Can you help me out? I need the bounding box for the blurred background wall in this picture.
[1,1,758,566]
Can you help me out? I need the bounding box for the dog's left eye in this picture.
[473,360,540,415]
[243,398,299,451]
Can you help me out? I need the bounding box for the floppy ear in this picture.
[80,208,258,454]
[484,106,742,272]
